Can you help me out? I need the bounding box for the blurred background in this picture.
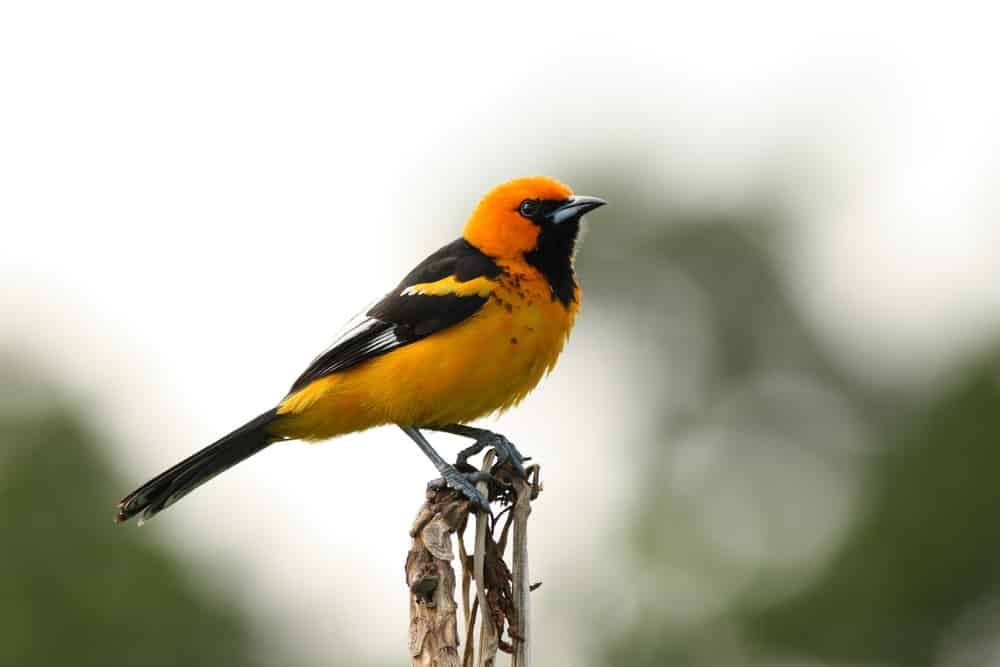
[4,3,1000,666]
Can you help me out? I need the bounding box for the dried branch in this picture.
[406,485,469,666]
[406,448,542,667]
[476,451,502,665]
[510,470,533,667]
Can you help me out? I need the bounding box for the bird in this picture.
[116,176,606,524]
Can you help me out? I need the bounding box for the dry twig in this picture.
[406,484,468,666]
[406,448,541,667]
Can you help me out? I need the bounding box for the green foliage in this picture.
[0,366,272,667]
[751,362,1000,666]
[573,174,1000,666]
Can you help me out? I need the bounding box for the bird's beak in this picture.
[548,195,607,225]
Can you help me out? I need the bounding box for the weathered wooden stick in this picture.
[510,469,537,667]
[406,485,469,666]
[474,452,499,667]
[408,449,541,667]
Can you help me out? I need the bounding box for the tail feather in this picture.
[116,409,279,524]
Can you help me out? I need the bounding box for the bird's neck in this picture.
[523,220,580,307]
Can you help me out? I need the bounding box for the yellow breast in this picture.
[275,263,579,440]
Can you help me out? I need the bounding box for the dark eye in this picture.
[518,199,540,218]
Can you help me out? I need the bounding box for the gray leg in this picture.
[399,425,490,512]
[426,424,528,478]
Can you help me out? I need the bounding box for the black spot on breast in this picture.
[510,337,518,345]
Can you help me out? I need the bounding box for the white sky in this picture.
[3,2,1000,664]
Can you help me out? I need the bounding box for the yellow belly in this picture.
[273,273,578,440]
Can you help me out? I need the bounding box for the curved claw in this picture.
[486,434,528,479]
[453,430,529,479]
[427,469,491,513]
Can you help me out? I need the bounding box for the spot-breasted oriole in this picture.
[116,176,605,523]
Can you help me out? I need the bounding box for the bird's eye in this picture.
[518,199,540,218]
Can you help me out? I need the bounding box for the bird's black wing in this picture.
[288,238,501,393]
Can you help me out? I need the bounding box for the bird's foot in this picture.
[427,467,492,513]
[457,431,529,479]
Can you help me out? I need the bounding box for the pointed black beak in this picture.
[548,195,607,225]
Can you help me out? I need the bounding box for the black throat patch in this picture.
[524,219,580,306]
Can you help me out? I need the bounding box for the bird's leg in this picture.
[426,424,528,478]
[399,425,490,513]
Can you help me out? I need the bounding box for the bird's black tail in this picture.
[116,409,280,525]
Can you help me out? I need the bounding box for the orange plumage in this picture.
[117,176,605,523]
[275,177,580,438]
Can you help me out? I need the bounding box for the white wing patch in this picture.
[310,309,405,363]
[345,322,406,357]
[289,302,412,391]
[326,301,382,348]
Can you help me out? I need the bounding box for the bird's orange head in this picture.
[462,176,606,305]
[463,177,572,257]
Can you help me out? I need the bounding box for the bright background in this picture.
[4,3,1000,666]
